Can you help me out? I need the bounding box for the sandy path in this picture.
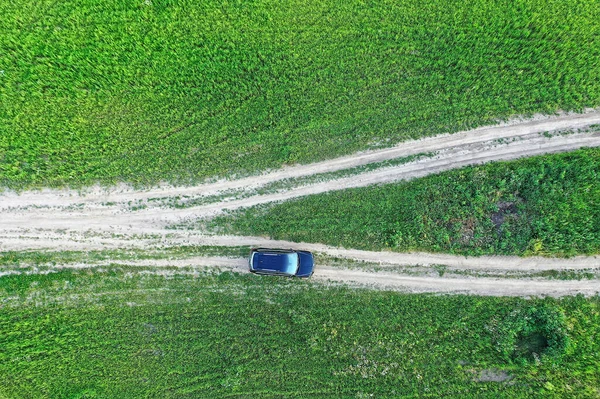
[314,267,600,297]
[1,110,600,296]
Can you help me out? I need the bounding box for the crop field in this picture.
[1,0,600,189]
[202,148,600,257]
[1,267,599,398]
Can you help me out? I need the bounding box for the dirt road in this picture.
[1,110,600,296]
[3,252,597,297]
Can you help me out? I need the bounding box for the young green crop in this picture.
[203,148,600,257]
[1,0,599,189]
[0,268,598,397]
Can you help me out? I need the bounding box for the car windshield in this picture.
[256,252,299,274]
[278,253,299,274]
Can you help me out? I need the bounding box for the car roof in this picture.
[252,248,296,253]
[252,250,299,274]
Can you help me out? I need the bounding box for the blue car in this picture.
[249,248,314,278]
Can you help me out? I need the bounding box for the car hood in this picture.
[296,252,314,277]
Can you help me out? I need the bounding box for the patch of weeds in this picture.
[538,124,600,138]
[531,269,598,280]
[491,200,520,230]
[433,264,447,277]
[486,304,570,364]
[129,203,148,211]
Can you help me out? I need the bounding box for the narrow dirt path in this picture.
[1,110,600,296]
[315,267,600,297]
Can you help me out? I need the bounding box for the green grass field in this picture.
[200,148,600,257]
[1,267,599,398]
[1,0,599,189]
